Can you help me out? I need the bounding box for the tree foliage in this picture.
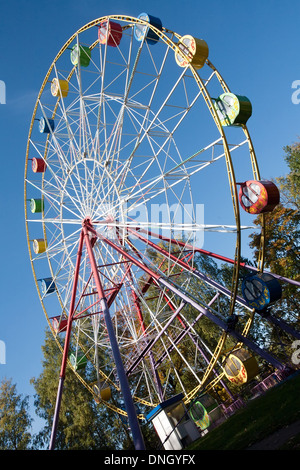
[249,143,300,305]
[0,378,32,449]
[248,142,300,360]
[31,329,160,450]
[31,329,121,450]
[250,205,300,287]
[278,142,300,209]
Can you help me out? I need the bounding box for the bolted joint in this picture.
[82,217,98,247]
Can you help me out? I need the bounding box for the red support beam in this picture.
[49,229,84,450]
[132,226,300,287]
[98,226,285,372]
[82,219,145,450]
[49,221,146,451]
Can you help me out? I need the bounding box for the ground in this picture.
[247,419,300,450]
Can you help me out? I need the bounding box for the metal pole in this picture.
[127,228,300,362]
[49,230,84,450]
[159,277,285,371]
[143,227,300,287]
[98,232,285,371]
[82,220,145,450]
[130,228,300,340]
[126,302,186,374]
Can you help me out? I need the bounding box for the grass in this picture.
[188,371,300,450]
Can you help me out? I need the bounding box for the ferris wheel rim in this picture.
[24,14,264,416]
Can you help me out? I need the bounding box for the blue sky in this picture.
[1,0,300,435]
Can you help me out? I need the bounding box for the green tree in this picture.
[250,205,300,289]
[0,378,32,449]
[31,329,160,450]
[278,142,300,209]
[250,140,300,276]
[249,142,300,313]
[31,329,119,450]
[248,142,300,359]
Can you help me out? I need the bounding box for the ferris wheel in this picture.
[25,14,285,450]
